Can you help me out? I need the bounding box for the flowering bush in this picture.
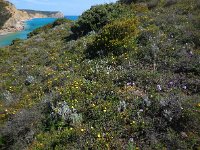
[85,17,139,58]
[0,0,200,149]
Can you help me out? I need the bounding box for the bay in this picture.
[0,16,79,47]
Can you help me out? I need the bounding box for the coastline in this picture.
[0,17,59,47]
[0,19,30,36]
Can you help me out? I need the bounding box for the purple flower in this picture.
[126,82,135,86]
[127,82,132,86]
[168,81,174,88]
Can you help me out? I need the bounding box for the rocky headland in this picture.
[0,0,64,35]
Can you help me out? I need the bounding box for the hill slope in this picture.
[0,0,199,149]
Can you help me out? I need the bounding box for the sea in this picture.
[0,16,79,47]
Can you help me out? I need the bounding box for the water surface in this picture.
[0,16,78,47]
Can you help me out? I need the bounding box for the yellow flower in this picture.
[197,103,200,107]
[81,128,84,132]
[97,133,101,138]
[131,121,136,125]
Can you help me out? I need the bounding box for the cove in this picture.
[0,16,78,47]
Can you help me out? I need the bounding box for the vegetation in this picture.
[28,18,72,38]
[0,0,200,149]
[0,0,12,28]
[71,3,129,37]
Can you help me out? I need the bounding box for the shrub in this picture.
[52,18,71,27]
[11,38,23,45]
[85,17,139,58]
[71,3,126,37]
[28,18,71,38]
[164,0,177,7]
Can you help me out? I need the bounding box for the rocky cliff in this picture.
[0,0,64,35]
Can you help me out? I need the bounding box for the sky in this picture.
[9,0,117,15]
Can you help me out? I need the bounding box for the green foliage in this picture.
[11,38,23,45]
[71,3,127,37]
[52,18,71,27]
[0,0,200,149]
[86,17,139,58]
[28,18,72,38]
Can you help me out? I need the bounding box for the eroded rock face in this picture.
[0,1,64,35]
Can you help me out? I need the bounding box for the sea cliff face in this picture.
[0,0,64,35]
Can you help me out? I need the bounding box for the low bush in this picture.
[28,18,71,38]
[71,3,127,37]
[85,17,139,58]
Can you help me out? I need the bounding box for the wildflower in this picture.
[127,82,132,86]
[129,138,134,142]
[157,85,162,91]
[97,133,101,138]
[131,121,136,125]
[169,81,174,86]
[182,85,187,90]
[70,127,73,130]
[197,103,200,107]
[81,128,84,132]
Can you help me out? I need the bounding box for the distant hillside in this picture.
[20,9,64,18]
[0,0,64,35]
[0,0,12,28]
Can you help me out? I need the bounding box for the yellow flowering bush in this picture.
[86,17,140,58]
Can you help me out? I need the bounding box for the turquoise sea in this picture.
[0,16,78,47]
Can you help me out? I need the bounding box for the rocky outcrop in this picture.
[0,0,64,35]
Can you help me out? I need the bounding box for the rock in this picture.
[1,90,14,105]
[118,100,126,112]
[180,132,188,138]
[25,76,34,85]
[70,112,83,125]
[0,1,64,35]
[57,101,71,120]
[143,96,151,107]
[51,101,82,125]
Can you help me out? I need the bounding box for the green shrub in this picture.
[85,17,139,58]
[71,3,127,37]
[52,18,71,27]
[11,38,23,45]
[28,18,71,38]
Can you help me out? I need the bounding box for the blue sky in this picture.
[9,0,117,15]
